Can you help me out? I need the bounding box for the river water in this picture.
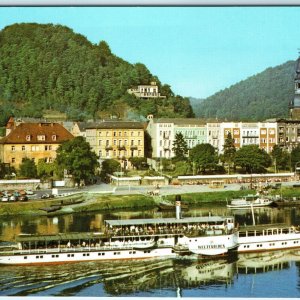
[0,204,300,297]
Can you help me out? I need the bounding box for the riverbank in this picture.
[0,186,299,216]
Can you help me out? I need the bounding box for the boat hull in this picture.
[0,247,176,265]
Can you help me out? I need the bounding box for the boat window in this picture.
[52,255,55,258]
[239,232,246,237]
[282,229,289,234]
[24,256,27,259]
[248,231,255,236]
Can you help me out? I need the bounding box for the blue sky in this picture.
[0,6,300,98]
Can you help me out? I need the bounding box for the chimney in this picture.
[175,194,181,219]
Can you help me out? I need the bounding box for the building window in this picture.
[131,140,134,146]
[113,150,116,157]
[26,135,31,141]
[138,140,141,146]
[119,132,122,136]
[99,150,102,157]
[138,150,141,156]
[12,158,15,163]
[99,140,102,146]
[113,140,117,145]
[52,135,57,141]
[124,131,127,136]
[37,135,46,141]
[22,145,25,151]
[11,146,15,152]
[113,131,116,137]
[106,151,109,157]
[131,131,134,136]
[106,140,109,146]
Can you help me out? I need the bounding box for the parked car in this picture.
[41,193,50,199]
[25,190,34,195]
[9,195,17,202]
[19,195,28,202]
[1,196,9,202]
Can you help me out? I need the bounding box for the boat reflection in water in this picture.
[0,249,300,297]
[237,249,300,274]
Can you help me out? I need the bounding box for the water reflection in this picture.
[1,249,300,297]
[1,206,300,243]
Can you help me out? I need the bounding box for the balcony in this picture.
[130,146,138,150]
[117,146,126,150]
[105,146,113,150]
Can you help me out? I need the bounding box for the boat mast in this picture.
[251,203,256,226]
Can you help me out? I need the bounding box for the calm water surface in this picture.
[1,205,300,297]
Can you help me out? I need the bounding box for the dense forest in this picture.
[192,60,296,121]
[0,23,194,126]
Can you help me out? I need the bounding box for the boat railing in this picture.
[8,242,158,255]
[108,226,234,238]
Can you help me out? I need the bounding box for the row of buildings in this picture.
[1,57,300,170]
[1,115,300,170]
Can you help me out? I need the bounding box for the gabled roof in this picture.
[86,121,145,130]
[0,123,74,144]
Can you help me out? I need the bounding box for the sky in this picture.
[0,6,300,98]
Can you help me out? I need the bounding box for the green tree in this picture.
[271,145,290,171]
[18,158,37,178]
[221,132,236,174]
[37,159,57,179]
[100,159,120,182]
[189,143,218,174]
[129,157,147,170]
[172,132,188,161]
[291,145,300,172]
[234,145,272,173]
[56,136,99,185]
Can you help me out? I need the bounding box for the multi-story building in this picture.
[277,119,300,151]
[206,123,221,150]
[174,119,206,152]
[127,82,166,99]
[147,115,207,158]
[218,122,277,154]
[85,121,145,169]
[0,121,74,168]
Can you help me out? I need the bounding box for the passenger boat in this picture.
[237,224,300,253]
[0,205,237,265]
[227,194,273,209]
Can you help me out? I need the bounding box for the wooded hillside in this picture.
[192,60,295,121]
[0,23,193,126]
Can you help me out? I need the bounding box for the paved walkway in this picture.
[83,181,299,196]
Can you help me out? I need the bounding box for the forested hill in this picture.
[0,23,193,126]
[192,60,295,121]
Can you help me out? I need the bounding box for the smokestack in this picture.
[175,195,181,219]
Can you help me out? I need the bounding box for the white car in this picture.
[1,196,9,202]
[9,196,17,202]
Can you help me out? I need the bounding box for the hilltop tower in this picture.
[290,55,300,119]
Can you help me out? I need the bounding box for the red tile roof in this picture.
[0,123,74,144]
